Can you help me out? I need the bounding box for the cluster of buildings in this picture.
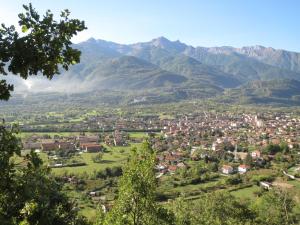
[155,151,187,174]
[151,112,300,176]
[159,112,300,152]
[21,111,300,176]
[104,130,129,146]
[22,134,103,153]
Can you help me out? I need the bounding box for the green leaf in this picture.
[21,25,28,33]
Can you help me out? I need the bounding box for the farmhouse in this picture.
[80,143,102,153]
[41,142,58,151]
[222,165,234,174]
[251,150,261,159]
[58,142,75,151]
[177,162,187,169]
[78,135,99,144]
[22,141,42,150]
[168,165,178,174]
[238,164,250,173]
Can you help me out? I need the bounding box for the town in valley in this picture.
[12,107,300,218]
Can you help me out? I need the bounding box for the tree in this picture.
[92,152,104,163]
[252,189,299,225]
[244,153,253,166]
[225,174,242,185]
[171,197,192,225]
[0,125,88,224]
[0,4,87,224]
[274,152,285,162]
[0,3,86,100]
[279,142,289,154]
[263,144,281,155]
[207,162,218,172]
[171,191,255,225]
[100,141,173,225]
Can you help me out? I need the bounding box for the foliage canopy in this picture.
[0,3,86,100]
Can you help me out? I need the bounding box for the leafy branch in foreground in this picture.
[0,3,87,100]
[0,4,88,224]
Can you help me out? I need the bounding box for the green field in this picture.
[129,132,156,138]
[18,131,155,139]
[40,143,141,175]
[288,180,300,189]
[17,132,84,139]
[230,185,261,200]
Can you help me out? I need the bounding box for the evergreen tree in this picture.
[244,153,253,166]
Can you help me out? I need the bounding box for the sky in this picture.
[0,0,300,51]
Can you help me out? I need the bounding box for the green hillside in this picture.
[220,79,300,105]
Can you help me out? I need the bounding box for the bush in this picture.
[92,152,103,163]
[226,175,242,185]
[250,174,275,183]
[96,166,123,179]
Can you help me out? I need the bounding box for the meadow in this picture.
[36,143,142,175]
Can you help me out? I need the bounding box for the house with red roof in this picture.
[221,165,234,174]
[238,164,250,173]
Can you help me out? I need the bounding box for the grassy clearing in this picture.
[159,113,175,120]
[288,180,300,189]
[172,179,221,193]
[288,165,300,174]
[230,185,261,200]
[128,132,149,138]
[18,131,158,139]
[48,143,141,175]
[17,132,83,139]
[79,207,98,221]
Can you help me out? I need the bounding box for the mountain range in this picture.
[5,36,300,106]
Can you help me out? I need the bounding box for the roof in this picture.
[222,165,233,170]
[168,165,178,171]
[252,150,261,154]
[41,142,58,149]
[239,164,250,169]
[177,162,187,168]
[80,143,101,148]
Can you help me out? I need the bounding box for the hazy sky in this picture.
[0,0,300,51]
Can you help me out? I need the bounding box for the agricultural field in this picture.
[50,144,141,175]
[20,139,145,220]
[17,132,83,139]
[230,185,261,199]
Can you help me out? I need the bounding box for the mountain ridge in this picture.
[5,36,300,106]
[78,36,300,81]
